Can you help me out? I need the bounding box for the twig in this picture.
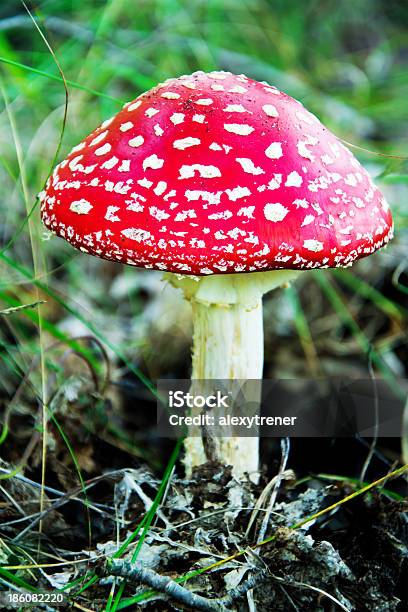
[245,469,293,537]
[107,559,225,611]
[106,559,266,611]
[221,571,266,607]
[0,300,46,315]
[257,437,290,545]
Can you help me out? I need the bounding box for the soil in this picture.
[0,353,407,610]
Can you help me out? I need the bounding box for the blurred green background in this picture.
[0,1,408,608]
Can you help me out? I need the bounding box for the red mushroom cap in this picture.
[40,71,393,275]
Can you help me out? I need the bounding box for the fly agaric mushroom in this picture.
[40,70,393,478]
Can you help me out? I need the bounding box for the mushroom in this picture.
[40,70,393,479]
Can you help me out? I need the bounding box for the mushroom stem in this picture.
[187,296,263,477]
[167,270,299,479]
[191,298,263,380]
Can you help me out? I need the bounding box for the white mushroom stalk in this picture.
[168,270,299,478]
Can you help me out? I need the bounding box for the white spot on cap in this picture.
[344,174,358,187]
[211,83,224,91]
[195,98,213,106]
[237,206,255,218]
[321,154,334,165]
[90,131,108,146]
[179,164,221,179]
[262,104,279,118]
[120,122,133,132]
[209,142,222,151]
[161,92,180,99]
[285,171,303,187]
[208,210,233,220]
[225,186,251,201]
[127,100,142,112]
[95,143,112,156]
[296,111,314,125]
[105,206,120,222]
[223,104,248,113]
[192,114,205,123]
[303,239,324,252]
[129,135,144,148]
[224,124,254,136]
[175,210,197,221]
[263,86,280,95]
[208,72,227,80]
[122,228,151,242]
[100,116,114,129]
[70,142,85,154]
[297,136,318,161]
[143,154,164,171]
[301,214,315,227]
[163,189,176,201]
[264,203,289,222]
[138,178,153,188]
[153,181,167,196]
[101,156,119,170]
[185,190,222,204]
[69,155,84,171]
[145,108,159,118]
[293,198,309,209]
[82,164,96,174]
[236,158,264,175]
[173,137,201,150]
[170,113,185,125]
[126,201,144,212]
[264,174,282,191]
[339,226,353,235]
[70,199,93,215]
[265,142,283,159]
[228,85,247,94]
[104,180,132,194]
[118,160,131,172]
[149,206,170,221]
[154,124,164,136]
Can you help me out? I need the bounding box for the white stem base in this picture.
[186,299,263,478]
[167,270,300,479]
